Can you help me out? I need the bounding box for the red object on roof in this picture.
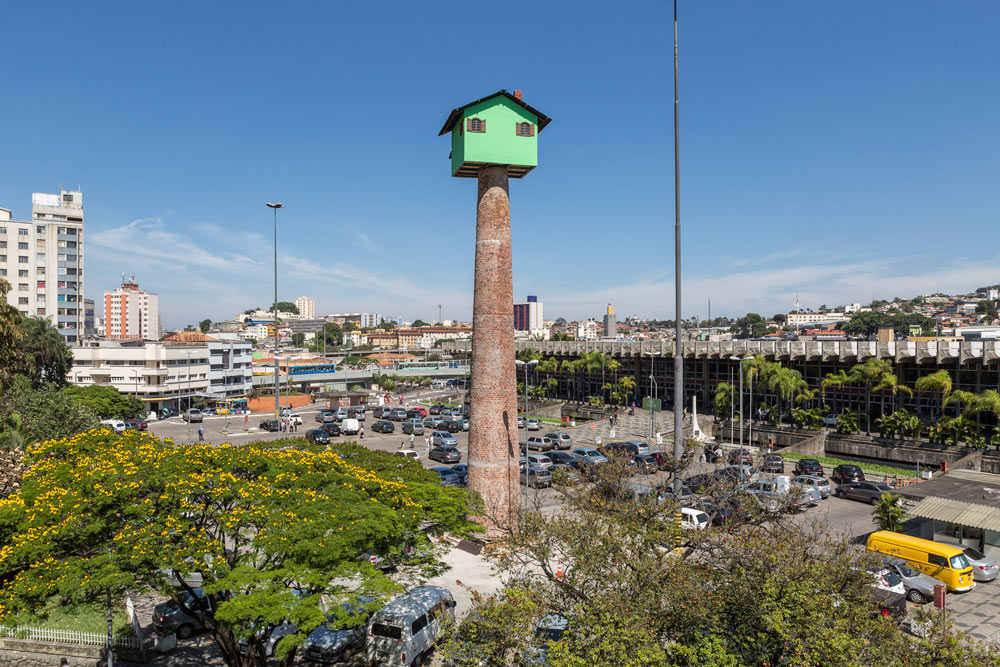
[513,90,523,100]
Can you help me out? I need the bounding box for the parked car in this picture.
[547,451,581,468]
[347,406,367,421]
[340,418,360,435]
[633,454,658,475]
[440,419,464,433]
[821,413,838,427]
[305,429,330,445]
[544,432,572,449]
[714,465,760,485]
[659,484,694,503]
[650,451,675,471]
[745,476,819,512]
[831,464,865,484]
[373,406,392,419]
[871,568,906,595]
[371,420,395,434]
[762,453,784,473]
[152,588,213,639]
[334,408,350,421]
[389,408,409,421]
[460,418,470,431]
[450,463,469,485]
[684,473,716,492]
[319,422,342,437]
[525,436,555,452]
[517,416,526,429]
[526,454,553,469]
[728,448,754,465]
[259,419,280,432]
[431,431,458,447]
[521,466,553,488]
[303,598,376,664]
[407,406,427,418]
[430,466,463,486]
[525,418,541,431]
[100,419,127,432]
[961,546,999,582]
[366,586,456,667]
[548,462,582,482]
[394,449,420,461]
[182,409,204,423]
[679,507,710,531]
[621,440,651,455]
[316,411,336,423]
[793,475,831,499]
[429,445,461,463]
[836,481,893,504]
[691,498,737,526]
[603,442,641,458]
[429,404,445,415]
[793,458,824,477]
[572,448,608,465]
[423,416,445,429]
[402,418,425,435]
[880,556,946,603]
[124,418,148,431]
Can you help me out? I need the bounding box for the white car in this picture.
[679,507,710,531]
[394,449,420,460]
[527,454,552,469]
[288,413,302,426]
[99,419,126,433]
[821,414,838,427]
[872,569,906,594]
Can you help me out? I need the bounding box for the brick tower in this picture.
[439,91,551,530]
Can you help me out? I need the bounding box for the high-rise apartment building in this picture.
[0,189,85,343]
[602,304,617,338]
[295,295,315,318]
[513,295,544,332]
[104,275,160,341]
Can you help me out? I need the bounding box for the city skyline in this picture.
[2,1,997,328]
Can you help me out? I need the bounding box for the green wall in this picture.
[450,96,538,176]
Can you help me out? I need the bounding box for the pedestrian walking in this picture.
[359,425,365,439]
[197,426,204,442]
[409,433,415,447]
[425,436,430,456]
[60,658,71,666]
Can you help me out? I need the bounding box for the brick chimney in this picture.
[513,90,522,100]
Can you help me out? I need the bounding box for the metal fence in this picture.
[0,624,141,649]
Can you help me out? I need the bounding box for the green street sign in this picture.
[642,397,662,412]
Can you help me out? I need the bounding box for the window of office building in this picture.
[18,228,28,236]
[36,225,45,234]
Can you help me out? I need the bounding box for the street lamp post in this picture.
[671,0,684,495]
[267,202,283,421]
[730,355,753,448]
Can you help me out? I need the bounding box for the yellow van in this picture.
[866,531,975,592]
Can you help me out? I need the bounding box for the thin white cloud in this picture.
[731,247,804,267]
[352,231,376,252]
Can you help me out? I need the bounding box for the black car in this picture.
[305,429,330,445]
[430,466,462,486]
[259,419,280,432]
[794,458,824,477]
[440,419,463,433]
[728,448,754,465]
[406,408,425,419]
[831,464,865,484]
[684,473,716,492]
[319,422,341,437]
[835,481,892,504]
[762,453,785,473]
[547,451,581,468]
[450,463,469,485]
[691,499,737,526]
[371,420,394,434]
[429,404,445,415]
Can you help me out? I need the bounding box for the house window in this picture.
[0,242,5,249]
[36,225,45,234]
[18,297,28,305]
[467,117,485,133]
[18,283,28,291]
[516,122,535,137]
[18,256,27,263]
[18,242,28,250]
[37,281,45,288]
[0,227,5,234]
[18,228,28,236]
[0,269,5,276]
[18,270,28,278]
[0,255,5,262]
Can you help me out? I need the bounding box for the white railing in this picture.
[0,624,141,649]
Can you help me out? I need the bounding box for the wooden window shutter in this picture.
[530,123,535,137]
[481,118,486,132]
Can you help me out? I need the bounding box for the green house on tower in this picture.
[438,89,551,178]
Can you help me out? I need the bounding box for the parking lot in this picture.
[146,398,1000,657]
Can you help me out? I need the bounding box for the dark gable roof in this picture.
[438,90,551,136]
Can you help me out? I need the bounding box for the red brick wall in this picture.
[247,393,313,414]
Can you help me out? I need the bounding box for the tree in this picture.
[412,319,430,327]
[915,369,952,422]
[291,332,305,347]
[0,278,31,388]
[731,313,766,339]
[0,376,98,445]
[440,446,995,667]
[17,316,73,387]
[872,492,907,532]
[199,319,212,333]
[0,433,477,667]
[62,384,145,420]
[269,301,299,315]
[713,382,733,421]
[772,313,786,325]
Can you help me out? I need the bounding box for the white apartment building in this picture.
[69,342,210,414]
[295,295,315,318]
[104,275,160,341]
[69,338,252,413]
[787,311,845,326]
[0,189,85,343]
[577,319,599,340]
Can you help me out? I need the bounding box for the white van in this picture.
[340,418,360,435]
[366,586,455,666]
[430,380,446,389]
[99,419,126,433]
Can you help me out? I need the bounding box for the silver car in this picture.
[961,546,999,582]
[521,466,552,488]
[544,432,572,449]
[881,557,945,604]
[526,418,541,431]
[572,448,607,465]
[793,475,831,499]
[431,430,458,447]
[303,598,376,664]
[401,418,424,435]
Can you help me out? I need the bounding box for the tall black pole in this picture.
[672,0,685,494]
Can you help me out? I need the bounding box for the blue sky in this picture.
[2,1,997,328]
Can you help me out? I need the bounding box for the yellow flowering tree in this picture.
[0,430,477,667]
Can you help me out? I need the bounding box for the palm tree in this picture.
[872,492,907,532]
[617,376,636,406]
[821,370,850,416]
[714,382,734,421]
[915,369,952,422]
[767,367,808,426]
